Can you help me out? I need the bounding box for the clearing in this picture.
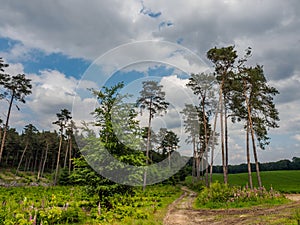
[164,188,300,225]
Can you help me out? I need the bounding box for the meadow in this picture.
[213,170,300,193]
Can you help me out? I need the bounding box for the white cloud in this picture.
[1,0,299,163]
[0,67,99,131]
[293,134,300,142]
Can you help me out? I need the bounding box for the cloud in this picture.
[1,0,299,164]
[0,66,99,131]
[293,134,300,142]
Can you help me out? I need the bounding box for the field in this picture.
[212,170,300,193]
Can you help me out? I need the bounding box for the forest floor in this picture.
[163,187,300,225]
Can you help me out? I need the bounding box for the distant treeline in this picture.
[213,157,300,174]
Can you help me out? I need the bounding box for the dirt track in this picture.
[164,188,300,225]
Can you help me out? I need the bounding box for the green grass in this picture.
[0,168,52,185]
[212,170,300,193]
[194,181,290,209]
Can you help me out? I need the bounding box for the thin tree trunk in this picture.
[220,88,227,184]
[51,150,55,172]
[143,102,152,191]
[244,80,262,188]
[26,157,32,172]
[54,134,63,185]
[246,123,253,189]
[0,93,14,163]
[202,97,209,187]
[12,149,19,167]
[33,149,38,173]
[201,152,204,179]
[196,152,200,180]
[210,95,220,183]
[168,148,171,168]
[192,136,196,184]
[16,142,28,174]
[250,123,262,188]
[205,151,209,187]
[41,143,49,177]
[63,138,69,168]
[37,144,45,180]
[68,136,72,175]
[224,105,229,177]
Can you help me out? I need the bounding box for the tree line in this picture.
[213,157,300,174]
[0,44,282,192]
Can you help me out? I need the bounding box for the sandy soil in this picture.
[164,188,300,225]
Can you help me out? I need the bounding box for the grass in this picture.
[212,170,300,193]
[194,181,290,209]
[0,168,52,185]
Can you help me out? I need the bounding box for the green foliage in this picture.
[195,181,288,209]
[0,186,86,225]
[184,176,205,192]
[0,184,181,225]
[293,208,300,225]
[213,170,300,193]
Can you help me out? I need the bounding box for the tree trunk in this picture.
[26,156,32,171]
[219,88,227,184]
[202,97,209,187]
[12,149,19,168]
[210,94,220,183]
[41,143,49,177]
[54,134,63,185]
[196,151,200,180]
[246,123,253,189]
[250,124,262,188]
[244,80,262,188]
[168,148,171,168]
[68,136,72,175]
[63,138,69,168]
[37,144,45,180]
[33,149,38,173]
[224,105,229,178]
[0,93,14,163]
[16,142,28,174]
[205,151,209,187]
[143,101,152,191]
[192,136,196,184]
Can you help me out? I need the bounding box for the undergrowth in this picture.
[195,181,290,209]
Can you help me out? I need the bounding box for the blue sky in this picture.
[0,0,299,165]
[0,37,89,78]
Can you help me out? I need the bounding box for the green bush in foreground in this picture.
[195,181,289,209]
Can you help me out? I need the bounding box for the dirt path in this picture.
[164,188,300,225]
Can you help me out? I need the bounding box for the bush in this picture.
[196,181,288,209]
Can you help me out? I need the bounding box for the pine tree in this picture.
[0,73,32,163]
[136,81,169,190]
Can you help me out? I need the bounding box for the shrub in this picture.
[196,181,287,209]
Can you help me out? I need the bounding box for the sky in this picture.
[0,0,299,165]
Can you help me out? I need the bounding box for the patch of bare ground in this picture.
[285,194,300,201]
[164,188,300,225]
